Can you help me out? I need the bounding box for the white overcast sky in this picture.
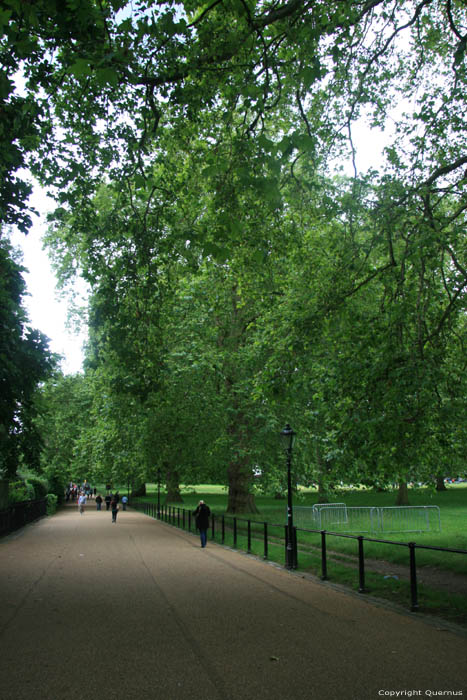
[10,186,88,375]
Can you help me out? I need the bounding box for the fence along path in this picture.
[0,502,466,700]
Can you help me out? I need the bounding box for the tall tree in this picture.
[0,237,55,479]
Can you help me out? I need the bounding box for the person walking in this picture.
[105,493,112,511]
[111,497,119,523]
[95,494,103,511]
[121,495,128,511]
[78,492,86,515]
[193,500,211,548]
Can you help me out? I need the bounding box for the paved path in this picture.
[1,504,466,700]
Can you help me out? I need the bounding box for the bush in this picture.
[26,475,48,499]
[8,480,31,504]
[43,465,68,502]
[8,471,49,505]
[17,469,48,499]
[46,493,58,515]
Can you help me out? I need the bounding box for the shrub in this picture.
[8,471,49,504]
[46,493,58,515]
[25,474,48,499]
[8,480,31,504]
[44,470,67,502]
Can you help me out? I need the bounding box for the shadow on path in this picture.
[0,504,466,700]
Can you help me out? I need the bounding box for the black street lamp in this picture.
[280,423,296,569]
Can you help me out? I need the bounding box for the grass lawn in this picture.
[121,482,467,623]
[135,482,467,570]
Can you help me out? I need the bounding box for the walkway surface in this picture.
[1,504,466,700]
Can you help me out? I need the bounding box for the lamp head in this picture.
[280,423,296,451]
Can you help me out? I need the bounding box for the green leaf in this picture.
[454,36,466,66]
[0,9,12,32]
[96,68,119,87]
[69,59,92,78]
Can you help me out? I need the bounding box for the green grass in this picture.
[140,483,467,569]
[132,483,467,624]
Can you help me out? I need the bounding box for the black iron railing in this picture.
[129,501,467,613]
[0,498,48,537]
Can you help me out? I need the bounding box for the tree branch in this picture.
[422,154,467,188]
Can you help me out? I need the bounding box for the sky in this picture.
[9,121,390,376]
[10,186,88,375]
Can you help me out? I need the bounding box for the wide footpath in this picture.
[1,503,466,700]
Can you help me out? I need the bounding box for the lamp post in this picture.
[157,468,161,519]
[281,423,296,569]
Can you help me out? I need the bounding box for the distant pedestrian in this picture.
[105,494,112,511]
[121,495,128,511]
[193,500,211,548]
[78,492,86,515]
[95,494,103,511]
[111,497,119,523]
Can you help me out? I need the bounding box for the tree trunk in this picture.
[315,442,330,503]
[395,481,409,505]
[227,460,259,514]
[131,482,146,497]
[317,478,330,504]
[165,469,183,503]
[435,475,447,491]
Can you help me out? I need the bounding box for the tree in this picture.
[0,237,55,479]
[6,1,465,505]
[3,1,466,247]
[34,372,92,496]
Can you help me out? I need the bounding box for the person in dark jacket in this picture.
[105,493,112,511]
[193,500,211,548]
[111,496,119,523]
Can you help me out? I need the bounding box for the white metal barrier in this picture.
[292,504,441,533]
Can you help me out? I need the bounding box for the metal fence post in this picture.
[358,536,367,593]
[321,530,328,580]
[409,542,419,612]
[293,527,298,569]
[264,522,268,560]
[284,525,288,566]
[233,517,237,548]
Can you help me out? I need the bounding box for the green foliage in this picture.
[8,469,49,503]
[17,469,48,498]
[2,1,465,507]
[35,373,93,485]
[46,493,58,515]
[7,480,32,504]
[0,238,56,478]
